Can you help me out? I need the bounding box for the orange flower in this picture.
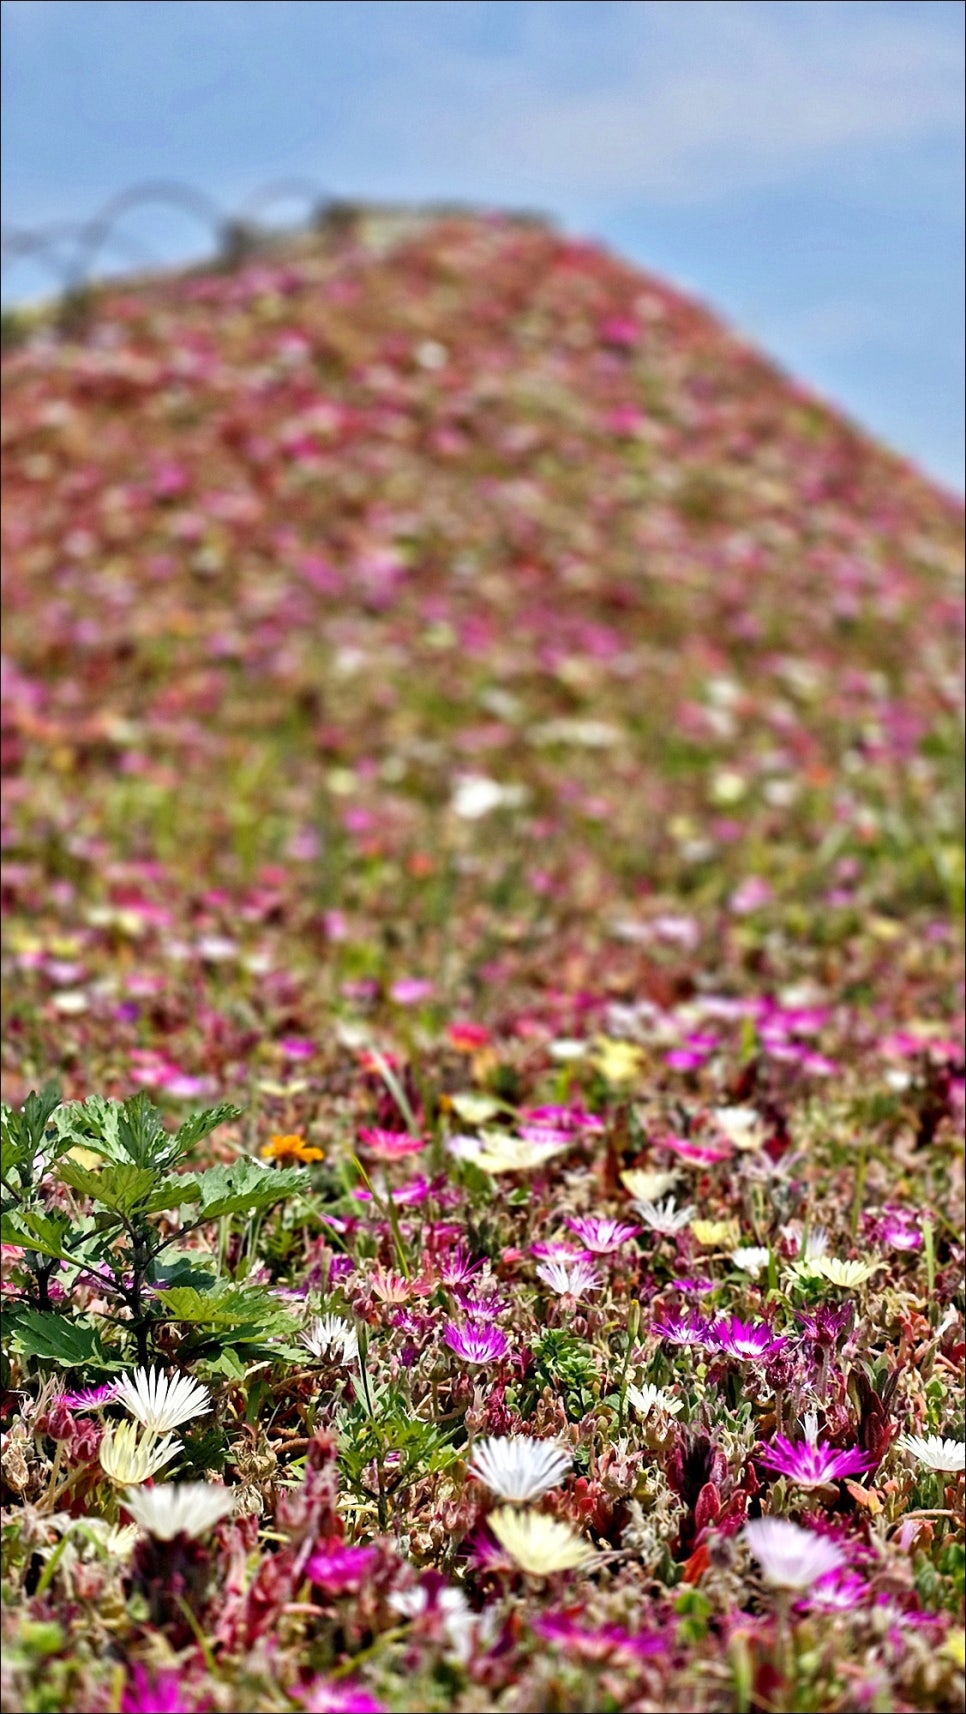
[260,1133,325,1165]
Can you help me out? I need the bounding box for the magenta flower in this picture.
[433,1244,484,1287]
[443,1322,510,1364]
[801,1567,869,1611]
[52,1381,119,1412]
[652,1311,713,1347]
[121,1666,186,1714]
[661,1135,732,1165]
[758,1433,875,1488]
[564,1215,641,1253]
[305,1542,377,1595]
[535,1613,665,1660]
[710,1317,788,1360]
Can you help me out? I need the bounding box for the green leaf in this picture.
[2,1083,64,1186]
[172,1103,244,1157]
[7,1310,112,1368]
[57,1159,161,1216]
[187,1159,307,1220]
[0,1209,77,1265]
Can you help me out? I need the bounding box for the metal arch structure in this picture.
[1,179,338,326]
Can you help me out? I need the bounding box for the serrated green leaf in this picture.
[187,1159,307,1219]
[57,1158,161,1215]
[7,1310,112,1367]
[0,1209,76,1265]
[172,1103,244,1156]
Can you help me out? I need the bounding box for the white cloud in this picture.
[340,0,963,207]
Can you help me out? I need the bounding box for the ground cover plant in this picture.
[1,209,964,1713]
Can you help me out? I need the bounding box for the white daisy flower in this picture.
[535,1258,601,1299]
[468,1436,572,1503]
[625,1383,684,1420]
[731,1245,771,1276]
[99,1419,180,1485]
[122,1481,236,1538]
[895,1435,965,1473]
[115,1366,212,1435]
[301,1315,360,1366]
[744,1517,846,1591]
[488,1506,596,1576]
[632,1196,696,1235]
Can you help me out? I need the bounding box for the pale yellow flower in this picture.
[691,1218,741,1249]
[98,1419,180,1485]
[489,1506,596,1576]
[592,1038,644,1085]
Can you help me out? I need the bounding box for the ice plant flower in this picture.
[711,1105,767,1151]
[632,1197,696,1235]
[99,1420,180,1485]
[758,1431,875,1488]
[120,1665,187,1714]
[620,1167,681,1202]
[690,1217,741,1248]
[625,1383,684,1419]
[303,1682,385,1714]
[357,1127,425,1161]
[710,1317,788,1361]
[564,1215,641,1253]
[652,1311,713,1347]
[472,1131,571,1173]
[468,1435,572,1502]
[260,1132,325,1163]
[122,1481,235,1538]
[301,1315,360,1366]
[662,1135,732,1166]
[488,1506,596,1575]
[895,1434,965,1472]
[536,1258,602,1298]
[810,1257,880,1288]
[443,1322,509,1364]
[115,1366,212,1434]
[730,1245,771,1275]
[52,1382,119,1411]
[744,1517,846,1590]
[305,1542,378,1593]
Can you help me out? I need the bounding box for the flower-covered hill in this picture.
[1,213,963,1714]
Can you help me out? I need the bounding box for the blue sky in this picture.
[2,0,963,491]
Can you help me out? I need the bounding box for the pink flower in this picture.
[564,1215,641,1254]
[443,1322,509,1364]
[661,1135,732,1165]
[305,1542,377,1595]
[357,1127,425,1161]
[52,1382,119,1412]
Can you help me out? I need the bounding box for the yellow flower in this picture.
[488,1506,596,1576]
[691,1218,741,1249]
[592,1038,644,1085]
[98,1420,180,1485]
[620,1167,680,1202]
[260,1133,325,1164]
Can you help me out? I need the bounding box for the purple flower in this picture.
[652,1311,713,1347]
[564,1215,641,1254]
[443,1322,509,1364]
[305,1542,377,1595]
[535,1612,665,1660]
[758,1433,875,1488]
[710,1316,788,1360]
[796,1303,854,1348]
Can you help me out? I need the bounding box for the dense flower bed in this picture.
[1,214,963,1713]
